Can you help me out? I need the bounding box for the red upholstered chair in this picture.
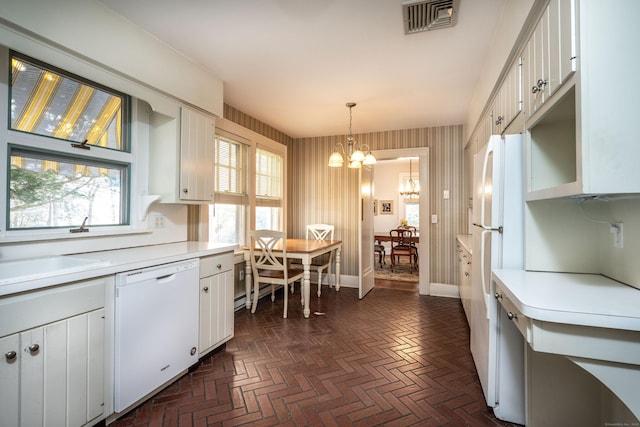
[389,228,418,273]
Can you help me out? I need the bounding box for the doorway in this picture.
[370,148,430,295]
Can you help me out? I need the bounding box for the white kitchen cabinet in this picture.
[0,278,106,427]
[150,105,215,203]
[525,0,640,200]
[523,0,575,119]
[456,239,472,326]
[199,252,234,357]
[492,57,523,135]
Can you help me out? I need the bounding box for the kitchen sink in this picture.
[0,255,111,285]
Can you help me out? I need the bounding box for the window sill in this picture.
[0,226,153,244]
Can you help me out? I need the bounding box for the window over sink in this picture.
[2,49,133,234]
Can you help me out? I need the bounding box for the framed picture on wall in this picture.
[380,200,393,215]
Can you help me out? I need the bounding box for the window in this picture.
[5,51,131,232]
[10,53,128,151]
[255,148,283,231]
[208,132,248,245]
[9,148,128,229]
[207,120,286,245]
[404,202,419,227]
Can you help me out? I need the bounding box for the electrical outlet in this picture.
[443,190,450,199]
[612,222,623,248]
[153,214,165,229]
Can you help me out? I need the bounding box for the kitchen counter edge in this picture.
[0,241,238,297]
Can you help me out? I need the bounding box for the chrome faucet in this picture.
[70,216,89,233]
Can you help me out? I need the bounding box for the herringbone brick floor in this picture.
[110,285,522,427]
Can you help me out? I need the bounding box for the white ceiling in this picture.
[99,0,506,139]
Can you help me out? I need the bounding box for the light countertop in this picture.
[0,241,237,297]
[492,269,640,331]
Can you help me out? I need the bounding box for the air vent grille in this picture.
[402,0,459,34]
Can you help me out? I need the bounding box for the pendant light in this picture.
[328,102,376,168]
[399,158,420,198]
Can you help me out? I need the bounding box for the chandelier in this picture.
[328,102,376,168]
[399,159,420,198]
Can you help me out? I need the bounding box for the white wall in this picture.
[0,3,223,260]
[0,0,223,117]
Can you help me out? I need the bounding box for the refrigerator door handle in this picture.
[472,223,503,234]
[479,138,494,228]
[479,229,492,320]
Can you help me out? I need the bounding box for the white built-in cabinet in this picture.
[199,253,234,357]
[456,240,472,326]
[492,57,523,135]
[150,105,215,203]
[523,0,575,117]
[525,0,640,200]
[0,278,106,427]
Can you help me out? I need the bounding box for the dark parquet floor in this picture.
[110,282,521,427]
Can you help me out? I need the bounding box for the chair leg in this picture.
[271,284,276,302]
[317,268,323,297]
[327,264,334,289]
[283,283,288,318]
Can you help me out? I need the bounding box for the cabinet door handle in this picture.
[203,287,209,293]
[5,351,17,361]
[494,292,503,300]
[28,344,40,354]
[531,78,547,93]
[217,264,222,269]
[507,312,518,320]
[182,188,189,194]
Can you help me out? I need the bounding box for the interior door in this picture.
[359,165,374,298]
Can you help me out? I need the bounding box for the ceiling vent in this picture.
[402,0,459,34]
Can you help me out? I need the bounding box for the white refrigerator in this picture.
[470,134,525,424]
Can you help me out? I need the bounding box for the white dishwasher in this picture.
[114,258,200,412]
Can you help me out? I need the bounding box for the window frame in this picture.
[9,50,131,152]
[1,47,140,240]
[202,118,287,246]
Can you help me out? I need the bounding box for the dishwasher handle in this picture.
[116,259,199,286]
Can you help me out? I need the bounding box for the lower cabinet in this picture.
[457,241,472,326]
[199,252,234,357]
[0,278,106,427]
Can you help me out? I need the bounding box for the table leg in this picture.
[303,263,311,318]
[335,246,341,291]
[245,258,253,310]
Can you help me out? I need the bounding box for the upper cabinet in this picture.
[523,0,576,118]
[492,57,523,135]
[150,106,215,203]
[525,0,640,200]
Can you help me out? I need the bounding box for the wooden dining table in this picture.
[243,238,342,318]
[374,231,420,243]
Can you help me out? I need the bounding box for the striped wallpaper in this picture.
[221,104,467,287]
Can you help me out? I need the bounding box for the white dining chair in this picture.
[249,230,304,318]
[292,223,335,297]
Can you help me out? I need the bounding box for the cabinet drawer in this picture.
[0,277,105,338]
[200,252,233,278]
[496,287,529,340]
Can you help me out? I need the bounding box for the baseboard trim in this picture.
[429,283,459,298]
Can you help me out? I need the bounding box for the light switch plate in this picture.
[431,214,438,224]
[443,190,450,199]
